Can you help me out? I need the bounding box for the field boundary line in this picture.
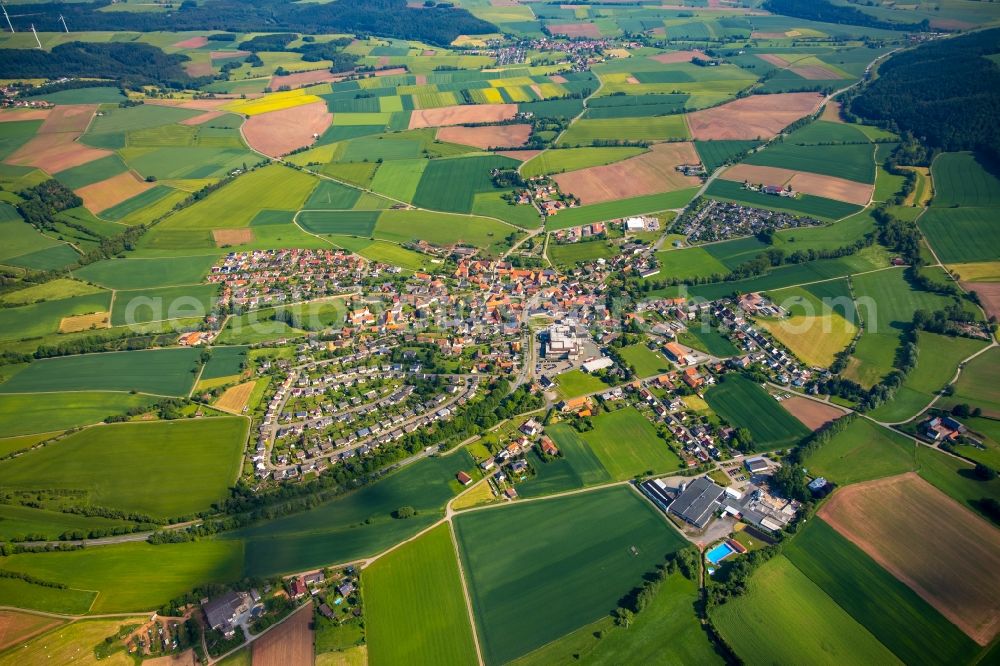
[447,521,485,666]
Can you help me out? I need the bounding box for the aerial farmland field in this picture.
[363,524,478,666]
[705,374,811,449]
[455,486,687,665]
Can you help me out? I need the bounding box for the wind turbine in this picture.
[1,2,14,34]
[58,14,68,33]
[30,22,41,48]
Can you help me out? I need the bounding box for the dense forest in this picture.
[849,29,1000,160]
[0,42,205,88]
[4,0,496,47]
[763,0,929,31]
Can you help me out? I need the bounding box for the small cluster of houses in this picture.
[675,199,820,243]
[515,176,579,216]
[552,221,606,243]
[742,181,797,198]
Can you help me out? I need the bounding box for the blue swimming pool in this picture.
[706,541,737,565]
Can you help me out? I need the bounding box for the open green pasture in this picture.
[363,523,478,666]
[0,119,42,161]
[678,325,740,357]
[298,210,380,236]
[557,116,689,145]
[0,391,158,438]
[553,368,607,399]
[374,209,516,255]
[617,343,671,378]
[520,146,646,178]
[657,246,730,281]
[785,518,979,666]
[918,207,1000,264]
[546,189,697,231]
[705,374,810,450]
[455,486,687,666]
[938,347,1000,418]
[694,140,760,173]
[580,406,683,479]
[303,179,363,210]
[0,540,243,613]
[930,152,1000,208]
[111,284,219,325]
[510,571,719,666]
[868,332,988,423]
[517,422,612,497]
[547,239,617,268]
[0,291,111,342]
[73,255,218,289]
[411,154,518,213]
[0,347,202,396]
[202,345,248,380]
[0,417,246,519]
[804,417,915,486]
[711,555,901,666]
[0,503,134,542]
[745,141,875,184]
[54,154,128,189]
[233,451,475,576]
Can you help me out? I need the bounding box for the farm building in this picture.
[668,477,725,528]
[457,471,473,486]
[203,591,251,638]
[744,457,770,474]
[581,356,614,373]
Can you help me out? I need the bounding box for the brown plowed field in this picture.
[77,171,156,213]
[211,50,250,61]
[819,473,1000,645]
[550,74,568,83]
[374,67,409,77]
[436,124,532,149]
[409,104,517,129]
[147,98,233,110]
[253,602,314,666]
[962,282,1000,320]
[243,101,333,157]
[758,53,791,67]
[184,61,215,77]
[179,110,228,126]
[0,108,51,122]
[685,92,823,140]
[215,380,257,413]
[495,149,543,161]
[553,142,701,205]
[172,36,208,49]
[651,49,709,64]
[720,163,872,205]
[791,64,843,80]
[549,22,602,38]
[820,101,844,123]
[0,610,62,651]
[39,104,98,133]
[269,69,345,90]
[213,228,254,246]
[9,133,110,173]
[780,396,845,430]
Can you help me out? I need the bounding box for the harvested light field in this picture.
[214,380,257,414]
[0,108,50,122]
[820,101,844,123]
[779,396,846,430]
[819,473,1000,645]
[409,104,517,129]
[179,110,228,126]
[269,69,343,90]
[686,92,823,140]
[650,49,709,64]
[436,123,531,149]
[548,22,601,38]
[213,228,254,246]
[75,171,155,213]
[39,105,98,133]
[8,132,109,173]
[243,101,332,157]
[964,282,1000,320]
[0,610,62,652]
[553,142,702,205]
[58,311,110,333]
[172,35,208,48]
[721,164,872,205]
[252,602,313,666]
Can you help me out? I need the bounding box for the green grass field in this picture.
[804,417,915,486]
[705,374,810,450]
[0,291,112,342]
[363,523,478,666]
[152,164,318,229]
[546,189,698,231]
[914,444,1000,520]
[938,347,1000,417]
[785,518,979,665]
[694,140,760,173]
[557,116,689,145]
[553,369,607,399]
[705,179,862,221]
[234,451,475,576]
[869,332,988,423]
[411,154,518,213]
[510,571,720,666]
[0,278,104,305]
[0,417,246,519]
[455,486,687,665]
[712,556,901,666]
[677,326,740,358]
[617,343,671,378]
[930,152,1000,208]
[517,423,612,497]
[0,503,134,542]
[0,348,203,396]
[745,141,875,184]
[54,154,128,190]
[580,407,683,478]
[656,246,729,281]
[0,391,159,438]
[202,346,249,380]
[918,206,1000,264]
[111,284,219,325]
[375,209,516,255]
[846,268,956,387]
[520,146,647,178]
[0,577,97,615]
[0,540,243,613]
[298,210,380,236]
[548,240,617,268]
